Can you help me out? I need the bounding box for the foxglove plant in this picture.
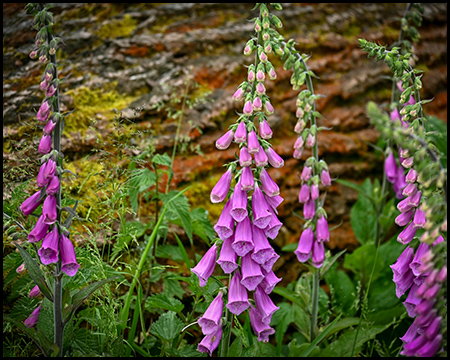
[361,4,447,355]
[195,3,289,355]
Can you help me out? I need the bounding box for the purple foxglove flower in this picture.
[43,118,57,135]
[424,316,441,340]
[251,224,275,265]
[320,168,331,186]
[226,270,250,315]
[45,82,57,97]
[248,69,255,82]
[243,100,253,116]
[232,87,244,101]
[46,175,60,196]
[252,184,272,229]
[310,183,319,200]
[294,136,304,150]
[214,198,235,240]
[60,233,80,276]
[234,121,247,143]
[259,270,282,294]
[400,318,420,344]
[198,291,224,336]
[38,134,52,154]
[391,246,415,278]
[423,283,441,301]
[42,194,57,225]
[412,207,426,228]
[256,70,265,82]
[416,334,442,357]
[416,307,436,327]
[268,67,277,80]
[403,283,421,317]
[29,285,42,298]
[264,101,274,115]
[38,226,60,265]
[293,147,303,159]
[295,227,314,263]
[265,147,284,168]
[191,243,218,287]
[312,240,325,268]
[254,145,269,167]
[230,180,248,222]
[259,119,272,139]
[197,324,222,356]
[393,167,407,199]
[294,118,306,132]
[232,216,254,257]
[385,151,398,183]
[24,305,41,328]
[394,268,414,298]
[259,168,280,197]
[395,208,414,227]
[264,207,282,239]
[254,285,279,325]
[215,129,234,150]
[240,166,255,191]
[28,215,49,243]
[16,263,26,274]
[261,252,279,273]
[402,334,428,356]
[402,182,418,197]
[40,80,50,91]
[401,156,414,168]
[264,194,283,212]
[20,191,43,216]
[408,190,421,207]
[397,222,417,245]
[397,197,413,213]
[210,168,232,203]
[252,96,262,111]
[301,166,312,182]
[241,253,264,291]
[316,215,329,242]
[390,108,401,122]
[36,101,51,122]
[247,130,260,154]
[298,183,310,203]
[306,133,315,148]
[36,159,56,188]
[248,304,275,342]
[29,47,39,59]
[436,266,447,283]
[239,146,252,167]
[216,234,238,274]
[405,168,418,183]
[303,198,315,220]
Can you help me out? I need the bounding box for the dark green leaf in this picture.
[145,293,184,313]
[149,311,184,341]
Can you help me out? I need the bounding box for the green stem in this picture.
[310,269,320,341]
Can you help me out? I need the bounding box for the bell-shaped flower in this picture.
[28,215,49,243]
[239,146,252,167]
[409,242,430,277]
[303,198,315,220]
[254,145,268,167]
[405,168,418,183]
[37,159,56,188]
[46,175,60,196]
[213,198,235,240]
[216,129,234,150]
[20,191,43,216]
[259,119,272,139]
[316,215,329,242]
[38,134,52,154]
[198,291,224,336]
[265,194,283,213]
[294,135,304,150]
[251,224,275,265]
[298,183,310,203]
[234,121,247,143]
[301,166,312,182]
[395,208,415,227]
[256,82,266,96]
[247,130,260,154]
[60,233,80,276]
[320,168,331,186]
[232,216,254,257]
[391,246,415,279]
[37,100,51,122]
[261,252,279,273]
[241,253,264,291]
[424,316,441,340]
[216,234,238,274]
[243,100,253,116]
[415,334,442,357]
[259,270,282,294]
[240,165,255,191]
[29,285,42,298]
[265,146,284,168]
[197,323,223,356]
[226,270,250,315]
[248,304,275,342]
[397,197,413,213]
[264,207,282,240]
[295,227,314,263]
[38,226,60,265]
[191,243,218,287]
[394,267,414,298]
[230,180,248,222]
[393,167,407,199]
[312,240,325,268]
[256,70,265,82]
[252,184,272,229]
[402,182,417,198]
[403,283,421,317]
[259,168,280,197]
[397,222,417,245]
[254,285,279,324]
[252,96,262,111]
[412,207,426,228]
[24,305,41,328]
[232,87,244,102]
[408,190,421,207]
[210,168,232,203]
[42,194,57,225]
[385,151,398,183]
[264,100,275,115]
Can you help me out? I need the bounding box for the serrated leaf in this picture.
[152,153,172,167]
[161,191,192,242]
[128,168,157,212]
[149,311,184,341]
[145,293,184,313]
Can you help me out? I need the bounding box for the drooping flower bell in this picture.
[198,290,224,336]
[226,269,250,315]
[24,305,41,328]
[191,243,218,287]
[294,227,314,263]
[240,253,264,291]
[59,233,80,276]
[197,324,223,356]
[38,226,60,265]
[210,168,232,204]
[216,234,238,274]
[248,304,275,342]
[213,198,235,240]
[28,215,50,243]
[254,285,280,325]
[216,129,234,150]
[20,191,43,216]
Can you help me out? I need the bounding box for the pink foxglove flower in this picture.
[254,285,280,325]
[247,130,260,154]
[24,305,41,328]
[252,96,262,111]
[303,198,315,220]
[312,240,325,268]
[259,168,280,197]
[230,180,248,222]
[38,226,60,265]
[259,270,281,294]
[232,87,244,102]
[264,208,283,240]
[232,216,254,257]
[385,151,398,183]
[36,158,56,188]
[265,147,284,168]
[191,243,218,287]
[251,184,272,229]
[240,165,255,191]
[29,285,42,298]
[226,270,250,315]
[28,215,49,243]
[20,191,42,216]
[259,119,272,139]
[60,233,80,276]
[298,183,310,203]
[248,305,275,342]
[397,222,417,245]
[198,291,224,336]
[213,198,235,240]
[251,224,275,265]
[295,227,314,263]
[239,146,252,167]
[46,175,60,196]
[316,215,329,242]
[210,168,232,203]
[243,100,253,116]
[254,145,269,167]
[264,101,274,115]
[197,325,223,357]
[38,134,52,154]
[216,234,238,274]
[234,121,247,143]
[42,194,57,225]
[215,129,234,150]
[240,253,264,291]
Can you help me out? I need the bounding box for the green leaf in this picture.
[161,190,192,242]
[14,243,53,302]
[324,265,357,317]
[228,336,243,357]
[149,311,184,341]
[343,243,385,283]
[152,153,172,167]
[350,195,376,244]
[174,233,192,269]
[128,168,156,212]
[191,207,215,245]
[272,286,307,311]
[145,293,184,313]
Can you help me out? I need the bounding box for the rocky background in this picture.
[3,3,447,280]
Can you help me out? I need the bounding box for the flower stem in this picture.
[310,269,320,341]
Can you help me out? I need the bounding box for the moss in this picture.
[95,14,138,39]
